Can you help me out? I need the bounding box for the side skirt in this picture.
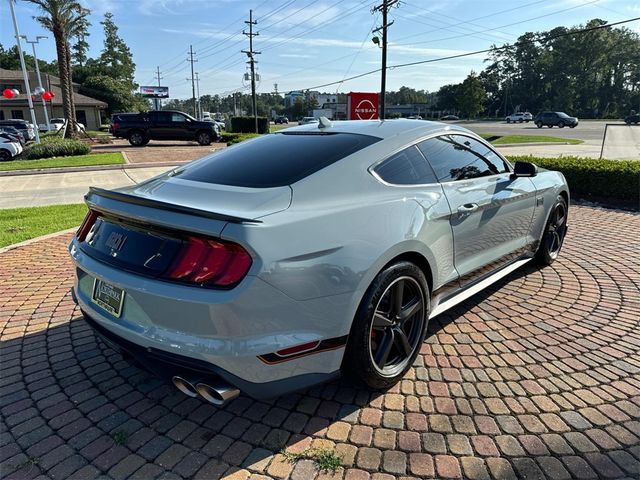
[429,257,532,319]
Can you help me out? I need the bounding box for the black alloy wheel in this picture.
[0,150,11,161]
[536,121,543,128]
[558,121,565,128]
[536,195,568,265]
[368,276,426,377]
[343,261,429,389]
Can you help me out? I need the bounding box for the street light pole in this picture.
[8,0,40,143]
[22,35,50,132]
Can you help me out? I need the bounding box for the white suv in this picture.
[0,139,22,161]
[505,112,532,123]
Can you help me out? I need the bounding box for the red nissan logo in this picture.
[355,99,377,120]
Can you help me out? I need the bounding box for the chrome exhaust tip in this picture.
[195,382,240,406]
[172,376,199,398]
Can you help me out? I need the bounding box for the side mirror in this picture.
[512,161,538,177]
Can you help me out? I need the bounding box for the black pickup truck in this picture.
[110,110,221,146]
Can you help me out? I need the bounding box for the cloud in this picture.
[278,53,313,58]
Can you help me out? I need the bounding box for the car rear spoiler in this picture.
[86,187,261,224]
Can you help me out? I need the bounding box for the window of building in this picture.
[11,110,24,120]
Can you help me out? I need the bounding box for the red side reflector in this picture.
[76,210,101,242]
[276,341,321,358]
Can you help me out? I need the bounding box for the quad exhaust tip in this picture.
[172,375,240,406]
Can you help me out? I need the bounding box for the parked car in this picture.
[39,118,85,132]
[275,116,289,124]
[505,112,532,123]
[110,110,221,146]
[534,111,578,128]
[407,115,423,120]
[624,113,639,125]
[69,119,569,404]
[0,134,22,161]
[299,116,319,125]
[440,115,459,121]
[0,119,36,141]
[0,126,26,146]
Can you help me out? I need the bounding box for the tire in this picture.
[519,119,523,123]
[535,195,568,266]
[547,125,553,128]
[128,131,147,147]
[342,261,429,390]
[197,131,212,146]
[506,119,511,124]
[0,149,11,161]
[557,121,565,128]
[536,121,543,128]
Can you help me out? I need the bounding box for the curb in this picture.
[0,227,77,254]
[0,161,186,177]
[495,142,583,148]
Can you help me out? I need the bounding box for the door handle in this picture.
[457,203,479,214]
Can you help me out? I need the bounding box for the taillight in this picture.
[112,122,119,130]
[164,236,252,287]
[76,210,101,241]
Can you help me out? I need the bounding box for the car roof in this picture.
[284,119,469,140]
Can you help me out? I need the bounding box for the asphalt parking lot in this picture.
[1,204,639,480]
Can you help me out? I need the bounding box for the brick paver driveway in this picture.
[1,205,639,480]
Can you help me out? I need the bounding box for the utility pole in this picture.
[273,83,279,96]
[187,45,197,118]
[243,10,260,133]
[186,73,202,119]
[21,35,50,132]
[154,66,163,111]
[8,0,40,143]
[373,0,399,121]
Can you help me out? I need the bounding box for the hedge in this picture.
[220,132,261,145]
[230,116,269,134]
[24,138,91,160]
[507,155,640,203]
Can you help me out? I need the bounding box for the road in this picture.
[458,119,609,145]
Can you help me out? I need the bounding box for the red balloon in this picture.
[42,91,53,101]
[2,88,14,99]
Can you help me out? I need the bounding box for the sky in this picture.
[2,0,639,100]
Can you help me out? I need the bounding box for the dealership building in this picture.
[0,68,106,130]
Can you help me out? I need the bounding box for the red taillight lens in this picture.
[165,236,252,287]
[112,122,119,130]
[76,210,101,241]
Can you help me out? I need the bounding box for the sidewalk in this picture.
[0,164,177,209]
[496,142,602,158]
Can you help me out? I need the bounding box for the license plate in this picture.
[91,278,125,317]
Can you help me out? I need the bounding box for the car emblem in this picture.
[105,232,127,252]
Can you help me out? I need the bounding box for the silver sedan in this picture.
[69,119,569,405]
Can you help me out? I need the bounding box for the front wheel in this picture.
[0,149,12,161]
[197,131,212,146]
[343,262,429,390]
[536,121,543,128]
[536,195,568,266]
[506,119,511,124]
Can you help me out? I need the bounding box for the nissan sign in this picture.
[347,92,379,120]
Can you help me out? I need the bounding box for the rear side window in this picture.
[374,145,437,185]
[178,132,381,188]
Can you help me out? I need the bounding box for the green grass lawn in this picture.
[482,134,584,145]
[0,152,125,172]
[0,203,87,248]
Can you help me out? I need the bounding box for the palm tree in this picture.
[25,0,90,137]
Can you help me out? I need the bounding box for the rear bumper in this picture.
[75,297,339,399]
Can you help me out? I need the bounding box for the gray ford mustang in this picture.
[69,119,569,405]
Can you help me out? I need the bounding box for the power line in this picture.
[296,16,640,91]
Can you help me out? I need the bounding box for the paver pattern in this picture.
[92,139,225,164]
[1,205,639,479]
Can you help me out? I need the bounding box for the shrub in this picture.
[24,137,92,160]
[230,116,269,134]
[507,155,640,202]
[220,132,261,145]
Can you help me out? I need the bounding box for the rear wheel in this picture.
[507,118,511,124]
[343,262,429,389]
[0,149,11,161]
[536,121,543,128]
[128,131,148,146]
[536,195,568,266]
[197,131,213,146]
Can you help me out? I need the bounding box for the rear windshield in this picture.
[178,132,381,188]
